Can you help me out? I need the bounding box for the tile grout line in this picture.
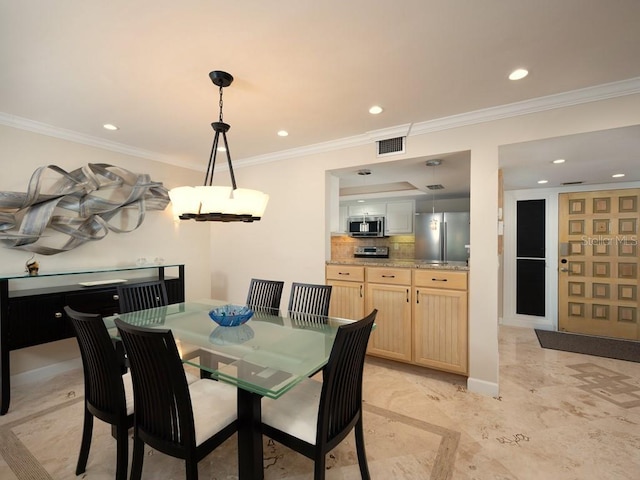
[0,397,84,480]
[363,402,460,480]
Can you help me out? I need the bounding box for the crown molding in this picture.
[0,113,200,169]
[2,77,639,171]
[410,76,640,136]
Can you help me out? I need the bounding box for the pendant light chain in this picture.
[218,84,224,122]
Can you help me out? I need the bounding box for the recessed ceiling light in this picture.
[103,123,119,131]
[552,158,565,164]
[612,173,625,178]
[508,68,529,81]
[537,180,548,184]
[369,105,383,115]
[357,199,365,203]
[277,130,289,137]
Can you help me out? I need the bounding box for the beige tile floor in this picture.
[1,326,639,479]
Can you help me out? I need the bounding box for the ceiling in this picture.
[1,1,640,193]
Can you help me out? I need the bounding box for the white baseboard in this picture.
[467,377,499,397]
[11,357,82,387]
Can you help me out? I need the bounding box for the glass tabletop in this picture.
[105,300,351,399]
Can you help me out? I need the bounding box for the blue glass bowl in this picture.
[208,305,254,327]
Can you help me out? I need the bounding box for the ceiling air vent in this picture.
[426,184,444,190]
[377,136,405,157]
[561,181,583,185]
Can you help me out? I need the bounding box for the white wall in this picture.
[0,125,212,375]
[208,93,640,396]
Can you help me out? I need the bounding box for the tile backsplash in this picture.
[330,235,415,260]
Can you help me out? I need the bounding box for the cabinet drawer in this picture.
[66,288,121,317]
[366,267,411,285]
[413,270,468,290]
[326,265,365,282]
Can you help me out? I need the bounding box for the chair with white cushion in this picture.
[115,318,238,480]
[65,306,134,480]
[260,309,377,480]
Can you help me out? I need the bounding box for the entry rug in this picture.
[535,329,640,363]
[0,396,459,480]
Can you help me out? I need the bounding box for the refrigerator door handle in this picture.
[441,222,447,262]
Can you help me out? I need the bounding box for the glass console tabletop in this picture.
[104,300,350,399]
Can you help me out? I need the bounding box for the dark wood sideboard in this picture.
[0,264,185,415]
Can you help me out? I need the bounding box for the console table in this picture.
[0,263,185,415]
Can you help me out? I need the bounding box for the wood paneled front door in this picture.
[558,189,639,340]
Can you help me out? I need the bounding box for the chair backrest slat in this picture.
[65,307,127,420]
[246,278,284,312]
[288,282,332,317]
[117,280,169,314]
[115,319,196,450]
[317,309,376,446]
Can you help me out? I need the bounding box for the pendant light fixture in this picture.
[426,159,442,231]
[169,71,269,222]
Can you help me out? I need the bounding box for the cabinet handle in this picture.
[416,290,419,304]
[338,272,350,275]
[382,275,395,278]
[406,289,409,302]
[359,285,363,298]
[432,278,448,282]
[54,312,63,319]
[113,294,119,300]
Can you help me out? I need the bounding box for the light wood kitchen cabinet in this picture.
[385,200,415,235]
[413,270,468,374]
[326,263,469,376]
[326,265,364,320]
[365,267,412,362]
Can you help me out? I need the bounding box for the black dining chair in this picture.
[288,282,332,317]
[260,309,377,480]
[245,278,284,313]
[114,318,238,480]
[117,280,168,313]
[64,306,134,480]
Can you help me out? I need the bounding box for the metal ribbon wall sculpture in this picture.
[0,163,170,255]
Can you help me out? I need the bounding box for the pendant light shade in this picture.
[169,71,269,222]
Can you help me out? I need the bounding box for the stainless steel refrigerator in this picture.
[415,212,470,263]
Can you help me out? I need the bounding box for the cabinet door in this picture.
[347,203,386,217]
[327,280,364,320]
[413,287,468,374]
[365,283,412,362]
[385,201,415,234]
[7,295,72,350]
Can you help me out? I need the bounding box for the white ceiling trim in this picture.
[2,77,639,172]
[0,112,192,168]
[410,76,640,136]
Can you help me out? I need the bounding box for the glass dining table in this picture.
[104,299,350,480]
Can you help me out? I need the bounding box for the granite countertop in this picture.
[327,259,469,271]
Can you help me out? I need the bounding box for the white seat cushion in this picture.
[122,372,135,416]
[189,379,238,446]
[261,378,321,445]
[122,370,196,416]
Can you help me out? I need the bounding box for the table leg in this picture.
[237,389,263,480]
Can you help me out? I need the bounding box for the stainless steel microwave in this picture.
[347,216,386,237]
